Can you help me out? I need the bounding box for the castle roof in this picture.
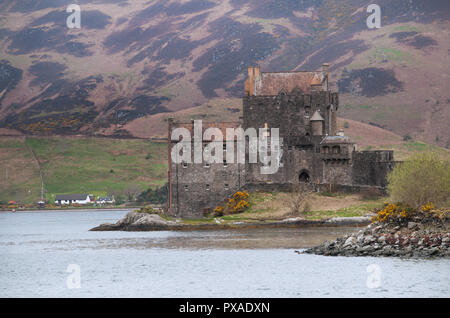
[321,135,354,144]
[254,71,323,95]
[310,111,324,121]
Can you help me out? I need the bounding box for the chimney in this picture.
[322,63,329,77]
[245,66,260,96]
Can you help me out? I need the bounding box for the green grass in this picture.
[303,200,385,220]
[372,47,411,63]
[373,141,450,161]
[0,137,168,203]
[393,25,421,32]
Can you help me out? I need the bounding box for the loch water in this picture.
[0,210,448,297]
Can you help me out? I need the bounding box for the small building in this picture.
[96,197,115,205]
[55,194,91,205]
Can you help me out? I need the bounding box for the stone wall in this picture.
[169,140,245,218]
[352,151,395,187]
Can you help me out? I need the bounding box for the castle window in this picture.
[182,162,188,168]
[206,184,210,191]
[205,162,210,168]
[184,185,188,191]
[223,143,227,151]
[332,146,341,154]
[305,106,311,115]
[224,184,229,190]
[223,160,228,167]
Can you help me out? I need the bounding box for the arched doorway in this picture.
[299,170,310,183]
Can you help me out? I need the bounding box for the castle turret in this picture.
[310,111,324,136]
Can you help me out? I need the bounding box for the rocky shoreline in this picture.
[303,218,450,258]
[89,211,371,231]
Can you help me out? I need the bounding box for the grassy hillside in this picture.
[0,1,448,149]
[0,136,167,203]
[1,115,448,204]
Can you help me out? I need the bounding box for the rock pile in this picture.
[304,218,450,258]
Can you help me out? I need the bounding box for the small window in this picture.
[223,143,227,151]
[205,162,210,168]
[182,162,188,168]
[206,184,210,191]
[184,185,188,192]
[333,146,341,154]
[223,160,228,167]
[224,184,229,190]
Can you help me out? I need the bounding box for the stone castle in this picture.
[168,64,396,218]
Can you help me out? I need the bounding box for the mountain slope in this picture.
[0,0,448,148]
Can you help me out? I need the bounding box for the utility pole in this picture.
[41,176,44,202]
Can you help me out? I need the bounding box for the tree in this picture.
[289,183,314,217]
[387,152,450,208]
[124,185,142,202]
[137,184,168,204]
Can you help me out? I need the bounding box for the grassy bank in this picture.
[0,136,167,203]
[157,192,386,225]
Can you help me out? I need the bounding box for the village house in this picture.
[55,194,91,205]
[96,197,115,205]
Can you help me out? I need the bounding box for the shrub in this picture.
[403,134,412,141]
[289,183,314,217]
[137,184,168,204]
[212,191,250,217]
[387,152,450,208]
[371,203,413,223]
[372,202,449,224]
[136,206,158,214]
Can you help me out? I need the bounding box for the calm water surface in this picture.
[0,210,448,297]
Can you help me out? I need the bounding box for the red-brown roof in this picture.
[255,71,323,95]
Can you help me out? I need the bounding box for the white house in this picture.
[95,197,115,205]
[55,194,91,205]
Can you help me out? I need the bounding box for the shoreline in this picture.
[303,217,450,258]
[0,207,137,213]
[89,211,371,232]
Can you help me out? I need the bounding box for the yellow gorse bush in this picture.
[372,201,449,224]
[213,191,251,217]
[371,203,410,223]
[421,202,435,212]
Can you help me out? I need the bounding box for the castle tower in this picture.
[310,111,325,136]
